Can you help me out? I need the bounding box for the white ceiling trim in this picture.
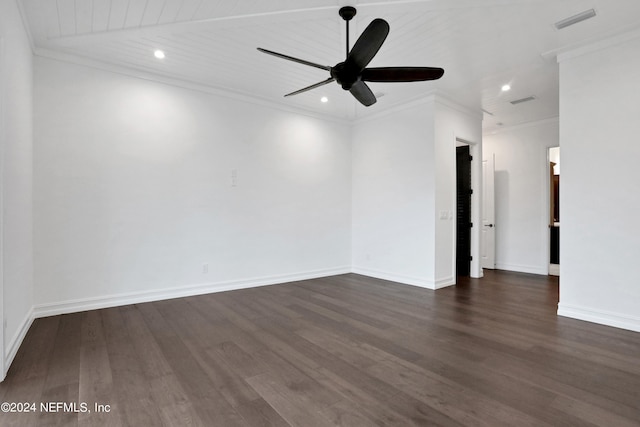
[483,116,559,136]
[434,93,483,120]
[543,23,640,63]
[34,47,352,126]
[351,89,483,125]
[23,0,640,130]
[351,90,437,124]
[554,23,640,63]
[14,0,36,52]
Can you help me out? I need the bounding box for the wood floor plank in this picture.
[2,271,640,426]
[37,313,83,427]
[77,310,124,427]
[311,366,420,427]
[100,307,164,427]
[234,398,291,427]
[137,302,246,427]
[366,356,550,427]
[0,317,60,427]
[246,372,336,427]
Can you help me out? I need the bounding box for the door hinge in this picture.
[469,256,473,261]
[469,155,473,161]
[469,222,473,228]
[469,189,473,195]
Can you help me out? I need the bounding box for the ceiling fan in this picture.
[257,6,444,107]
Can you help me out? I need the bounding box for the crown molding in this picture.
[483,116,559,136]
[14,0,35,53]
[433,92,483,119]
[352,90,481,125]
[543,23,640,63]
[34,47,351,126]
[351,91,436,125]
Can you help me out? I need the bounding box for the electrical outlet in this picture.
[202,263,209,274]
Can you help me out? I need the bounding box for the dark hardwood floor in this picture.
[2,271,640,426]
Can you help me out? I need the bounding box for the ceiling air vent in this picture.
[510,96,536,105]
[554,9,596,30]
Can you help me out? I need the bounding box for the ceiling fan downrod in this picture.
[339,6,357,58]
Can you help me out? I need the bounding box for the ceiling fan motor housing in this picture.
[331,62,361,90]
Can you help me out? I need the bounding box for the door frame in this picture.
[481,154,496,270]
[454,137,482,279]
[455,145,472,277]
[547,146,560,276]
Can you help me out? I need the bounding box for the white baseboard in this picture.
[3,307,34,381]
[351,266,439,290]
[434,276,455,289]
[33,266,351,319]
[495,263,549,276]
[558,303,640,333]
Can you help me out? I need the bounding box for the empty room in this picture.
[2,0,640,425]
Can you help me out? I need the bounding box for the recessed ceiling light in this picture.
[321,96,328,103]
[154,50,165,59]
[501,84,511,92]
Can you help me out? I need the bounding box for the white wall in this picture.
[434,98,483,281]
[0,0,34,380]
[351,95,481,289]
[557,35,640,332]
[483,119,559,275]
[33,57,352,314]
[351,100,436,287]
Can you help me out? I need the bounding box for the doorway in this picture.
[456,145,472,277]
[549,147,560,276]
[481,154,496,270]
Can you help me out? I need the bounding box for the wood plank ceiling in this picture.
[19,0,640,130]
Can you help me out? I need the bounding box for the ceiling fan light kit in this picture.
[257,6,444,107]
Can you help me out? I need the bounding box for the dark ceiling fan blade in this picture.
[346,18,389,71]
[257,48,332,71]
[349,80,377,106]
[362,67,445,82]
[284,78,336,97]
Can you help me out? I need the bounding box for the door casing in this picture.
[481,154,496,270]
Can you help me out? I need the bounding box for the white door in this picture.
[481,155,496,269]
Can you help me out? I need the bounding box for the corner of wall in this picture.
[3,308,34,381]
[0,0,36,383]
